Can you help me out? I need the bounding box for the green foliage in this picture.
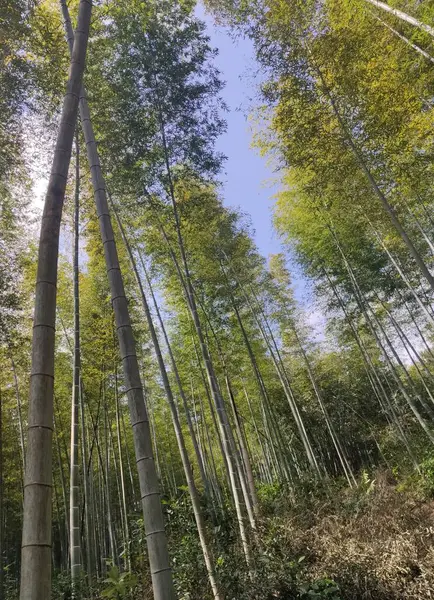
[88,0,226,198]
[414,456,434,498]
[299,578,341,599]
[257,482,283,514]
[5,1,434,599]
[102,564,138,599]
[165,496,208,597]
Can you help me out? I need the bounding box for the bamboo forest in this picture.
[7,0,434,598]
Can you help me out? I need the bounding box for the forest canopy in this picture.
[3,1,434,599]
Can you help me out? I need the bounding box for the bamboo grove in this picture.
[3,0,434,598]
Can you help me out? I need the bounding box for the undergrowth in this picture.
[9,469,434,599]
[257,470,434,599]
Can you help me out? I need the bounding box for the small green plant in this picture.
[299,577,341,599]
[359,470,375,495]
[418,456,434,498]
[101,564,138,599]
[258,482,282,503]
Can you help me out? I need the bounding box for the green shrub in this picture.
[101,564,138,599]
[299,578,341,599]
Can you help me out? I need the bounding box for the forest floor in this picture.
[261,471,434,599]
[14,471,434,600]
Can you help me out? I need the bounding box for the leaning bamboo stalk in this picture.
[103,370,117,566]
[294,329,356,486]
[375,292,434,389]
[107,414,125,559]
[365,217,434,328]
[371,12,434,64]
[54,408,70,556]
[401,293,434,361]
[191,333,231,488]
[363,0,434,38]
[20,3,92,597]
[236,263,354,484]
[194,293,260,515]
[79,383,95,578]
[196,379,225,509]
[324,270,419,469]
[138,254,210,498]
[332,227,434,442]
[225,376,260,513]
[200,311,257,528]
[220,258,320,476]
[151,95,254,562]
[237,272,350,487]
[230,263,355,483]
[114,361,131,571]
[120,410,137,508]
[111,199,223,600]
[243,386,274,483]
[59,4,175,596]
[311,57,434,294]
[152,210,253,569]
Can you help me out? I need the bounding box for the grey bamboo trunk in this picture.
[59,3,175,596]
[70,133,81,587]
[20,2,92,598]
[112,205,223,599]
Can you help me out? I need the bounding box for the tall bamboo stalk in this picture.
[59,4,175,596]
[293,329,356,486]
[112,201,223,600]
[152,209,253,568]
[221,260,320,476]
[138,255,210,498]
[114,362,130,571]
[103,371,117,566]
[20,3,91,597]
[79,382,95,578]
[225,376,259,513]
[70,132,81,589]
[54,409,70,558]
[9,350,25,477]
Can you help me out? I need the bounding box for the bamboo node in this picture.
[29,372,55,379]
[23,481,52,489]
[141,491,160,500]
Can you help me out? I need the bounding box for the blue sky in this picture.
[195,6,283,258]
[195,7,328,340]
[196,9,318,299]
